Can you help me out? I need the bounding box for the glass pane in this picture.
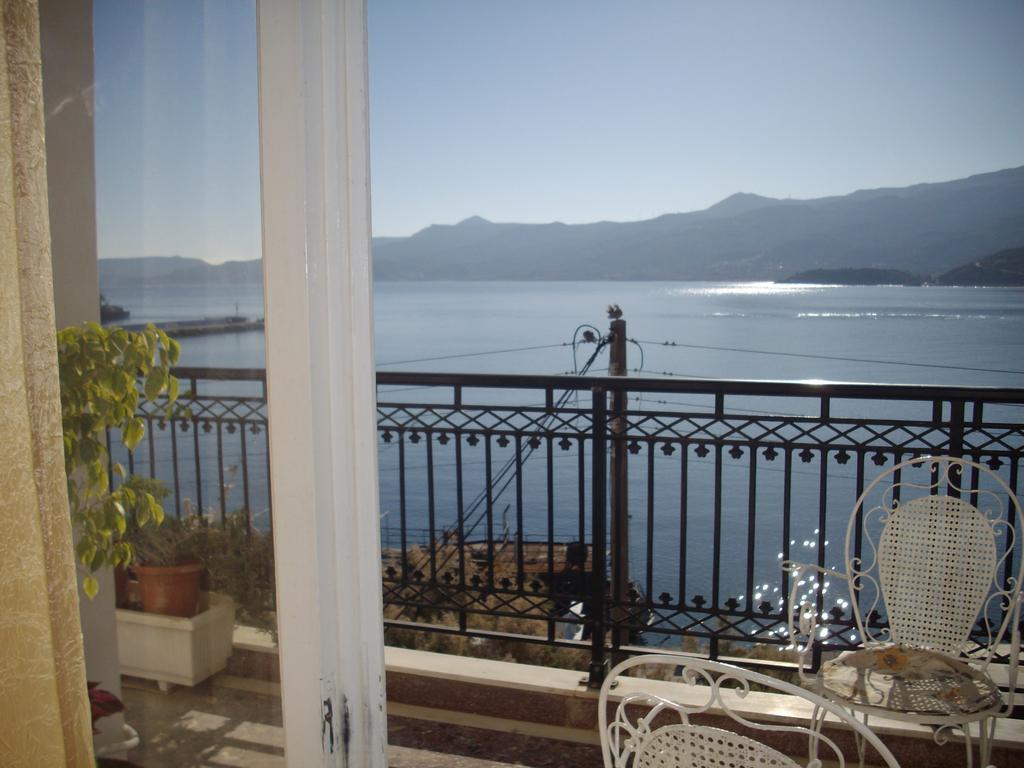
[45,1,282,764]
[367,5,1024,764]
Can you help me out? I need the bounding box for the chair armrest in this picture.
[782,561,852,682]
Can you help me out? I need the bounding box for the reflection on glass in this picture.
[48,1,281,765]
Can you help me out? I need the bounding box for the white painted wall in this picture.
[39,0,101,331]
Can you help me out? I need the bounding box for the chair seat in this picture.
[820,644,1001,716]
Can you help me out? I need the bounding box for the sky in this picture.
[94,0,1024,258]
[94,0,259,263]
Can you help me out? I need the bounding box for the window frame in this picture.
[257,0,387,764]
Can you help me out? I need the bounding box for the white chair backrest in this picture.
[598,654,901,768]
[633,723,798,767]
[846,456,1022,662]
[878,495,996,654]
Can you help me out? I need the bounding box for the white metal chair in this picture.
[784,455,1022,767]
[598,654,901,768]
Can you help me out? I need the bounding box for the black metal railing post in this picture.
[946,399,967,499]
[587,386,609,688]
[948,399,966,459]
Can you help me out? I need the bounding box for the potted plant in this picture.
[116,513,237,689]
[128,513,205,618]
[194,508,277,640]
[108,475,169,608]
[57,322,181,599]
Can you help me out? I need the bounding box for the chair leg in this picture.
[853,712,868,768]
[978,717,994,767]
[807,704,826,763]
[963,724,974,768]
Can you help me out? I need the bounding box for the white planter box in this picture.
[117,592,236,689]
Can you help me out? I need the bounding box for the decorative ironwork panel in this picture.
[114,368,271,526]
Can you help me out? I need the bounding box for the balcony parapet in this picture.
[385,646,1024,767]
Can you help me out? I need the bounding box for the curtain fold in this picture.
[0,1,94,765]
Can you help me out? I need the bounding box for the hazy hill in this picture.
[935,246,1024,286]
[99,256,263,287]
[372,166,1024,281]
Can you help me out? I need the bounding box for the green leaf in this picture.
[79,437,99,464]
[167,375,180,405]
[114,501,127,535]
[112,371,129,397]
[144,368,166,402]
[75,537,91,560]
[79,543,96,568]
[123,417,144,450]
[83,576,99,600]
[150,494,165,525]
[137,496,151,526]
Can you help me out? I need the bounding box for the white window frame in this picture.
[257,1,387,765]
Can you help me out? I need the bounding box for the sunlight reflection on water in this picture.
[664,282,824,296]
[798,312,993,320]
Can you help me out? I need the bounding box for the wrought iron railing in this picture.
[376,372,1024,683]
[118,367,1024,682]
[109,367,271,529]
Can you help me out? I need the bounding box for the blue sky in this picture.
[94,1,1024,257]
[94,0,259,263]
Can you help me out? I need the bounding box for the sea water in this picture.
[113,280,1024,386]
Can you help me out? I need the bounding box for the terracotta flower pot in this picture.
[134,561,204,617]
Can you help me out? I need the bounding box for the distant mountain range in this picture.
[373,166,1024,281]
[100,166,1024,285]
[99,255,262,287]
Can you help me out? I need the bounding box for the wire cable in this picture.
[633,367,718,380]
[425,337,611,579]
[627,337,645,374]
[631,338,1024,377]
[386,336,612,622]
[456,340,609,535]
[629,394,813,419]
[570,324,603,375]
[377,342,569,367]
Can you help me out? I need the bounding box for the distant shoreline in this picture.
[777,268,923,287]
[111,317,265,337]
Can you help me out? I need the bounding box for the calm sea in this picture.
[112,280,1024,387]
[106,280,1024,636]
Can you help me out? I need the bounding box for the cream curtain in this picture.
[0,0,93,765]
